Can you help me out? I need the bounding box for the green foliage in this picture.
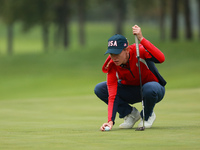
[0,0,21,24]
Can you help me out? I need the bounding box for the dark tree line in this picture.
[170,0,193,40]
[0,0,199,55]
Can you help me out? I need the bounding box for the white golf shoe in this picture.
[119,107,140,129]
[138,112,156,128]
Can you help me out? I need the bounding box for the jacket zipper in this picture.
[127,68,135,78]
[120,65,135,78]
[120,58,135,78]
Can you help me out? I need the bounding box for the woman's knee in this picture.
[94,82,107,98]
[94,83,101,96]
[142,82,158,99]
[142,82,165,103]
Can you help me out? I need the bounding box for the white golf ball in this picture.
[104,126,110,131]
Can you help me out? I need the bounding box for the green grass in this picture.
[0,88,199,150]
[0,22,200,149]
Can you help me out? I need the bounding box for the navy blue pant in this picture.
[94,81,165,121]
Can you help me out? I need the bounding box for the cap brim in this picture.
[104,48,123,55]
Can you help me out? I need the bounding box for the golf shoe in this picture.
[119,107,140,129]
[138,112,156,128]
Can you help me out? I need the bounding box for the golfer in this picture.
[94,25,166,131]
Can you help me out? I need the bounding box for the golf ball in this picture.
[104,126,110,131]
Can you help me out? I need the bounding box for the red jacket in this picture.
[102,38,166,123]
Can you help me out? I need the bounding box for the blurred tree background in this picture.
[0,0,199,55]
[1,1,200,149]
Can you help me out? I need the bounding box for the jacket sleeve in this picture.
[102,55,111,73]
[106,64,119,123]
[140,38,165,63]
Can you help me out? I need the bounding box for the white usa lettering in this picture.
[108,41,117,47]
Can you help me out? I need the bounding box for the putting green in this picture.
[0,88,199,150]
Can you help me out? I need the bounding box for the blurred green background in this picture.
[0,0,200,150]
[0,22,200,100]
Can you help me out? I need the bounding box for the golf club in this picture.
[135,35,145,131]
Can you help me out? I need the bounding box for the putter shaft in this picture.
[135,35,145,131]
